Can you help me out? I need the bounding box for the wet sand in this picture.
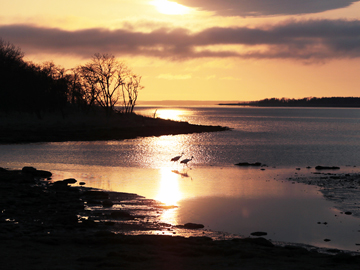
[1,166,360,269]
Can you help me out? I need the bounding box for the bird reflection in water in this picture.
[171,169,192,180]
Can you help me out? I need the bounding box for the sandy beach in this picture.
[1,166,360,270]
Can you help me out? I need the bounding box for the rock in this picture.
[244,237,274,247]
[63,178,77,184]
[179,223,205,229]
[324,239,331,242]
[344,211,352,215]
[250,231,267,237]
[79,182,86,185]
[235,162,262,167]
[22,166,37,173]
[52,180,70,189]
[315,166,340,170]
[21,166,52,178]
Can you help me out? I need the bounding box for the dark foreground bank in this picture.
[1,167,360,270]
[0,112,229,143]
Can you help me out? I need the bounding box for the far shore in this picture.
[1,166,360,270]
[0,111,230,144]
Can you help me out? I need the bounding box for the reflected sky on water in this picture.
[1,106,360,251]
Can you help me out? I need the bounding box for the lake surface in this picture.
[1,106,360,251]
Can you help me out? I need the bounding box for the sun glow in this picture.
[156,168,182,206]
[150,0,191,15]
[156,109,183,121]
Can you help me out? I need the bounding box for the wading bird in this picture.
[171,152,184,162]
[180,156,193,166]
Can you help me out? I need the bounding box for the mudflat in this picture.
[1,167,360,270]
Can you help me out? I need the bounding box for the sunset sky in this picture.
[1,0,360,102]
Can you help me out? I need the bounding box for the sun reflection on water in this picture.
[155,167,184,225]
[155,109,187,121]
[156,167,182,206]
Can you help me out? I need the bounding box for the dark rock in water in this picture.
[250,231,267,237]
[21,166,52,178]
[324,239,331,242]
[22,166,37,173]
[235,162,262,167]
[79,182,86,185]
[315,166,340,170]
[52,180,70,189]
[102,199,114,208]
[63,178,77,184]
[345,211,352,215]
[177,223,205,229]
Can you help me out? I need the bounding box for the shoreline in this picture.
[0,112,230,144]
[1,166,360,269]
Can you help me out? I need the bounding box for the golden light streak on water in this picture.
[156,167,182,206]
[154,167,184,225]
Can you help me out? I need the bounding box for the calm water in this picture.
[1,106,360,251]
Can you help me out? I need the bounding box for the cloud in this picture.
[177,0,359,16]
[1,19,360,62]
[157,74,192,80]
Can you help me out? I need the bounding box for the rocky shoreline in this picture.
[1,166,360,269]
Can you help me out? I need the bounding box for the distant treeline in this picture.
[0,38,142,118]
[219,97,360,107]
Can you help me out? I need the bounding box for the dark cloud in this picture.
[177,0,359,16]
[1,20,360,62]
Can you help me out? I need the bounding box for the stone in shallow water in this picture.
[63,178,77,184]
[250,231,267,237]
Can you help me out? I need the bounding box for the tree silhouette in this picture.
[123,74,143,114]
[78,53,143,115]
[78,53,129,115]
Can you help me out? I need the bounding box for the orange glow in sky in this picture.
[1,0,360,102]
[150,0,191,15]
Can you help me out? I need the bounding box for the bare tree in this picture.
[122,74,144,114]
[79,53,129,115]
[78,53,144,115]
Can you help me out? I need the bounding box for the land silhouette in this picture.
[220,97,360,107]
[0,38,228,143]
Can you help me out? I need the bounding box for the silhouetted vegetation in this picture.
[0,39,143,118]
[220,97,360,107]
